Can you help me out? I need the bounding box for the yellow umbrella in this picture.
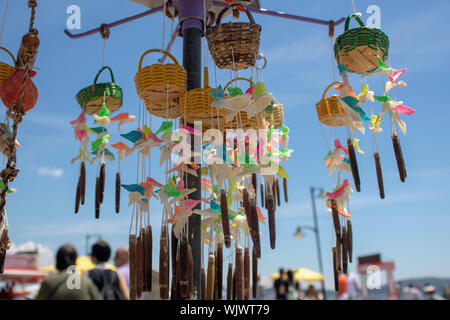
[40,256,116,274]
[293,268,323,282]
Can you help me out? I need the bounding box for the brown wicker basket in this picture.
[179,67,228,128]
[315,81,346,127]
[206,3,261,71]
[145,98,179,119]
[134,48,186,103]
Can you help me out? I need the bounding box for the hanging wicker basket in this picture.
[0,47,15,86]
[334,14,389,74]
[145,98,179,119]
[315,81,346,127]
[206,3,261,71]
[179,67,227,128]
[76,66,123,115]
[134,49,187,103]
[263,98,284,128]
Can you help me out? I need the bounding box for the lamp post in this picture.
[294,187,326,300]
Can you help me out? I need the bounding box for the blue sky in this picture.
[1,0,450,291]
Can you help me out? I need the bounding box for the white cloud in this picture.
[37,166,64,178]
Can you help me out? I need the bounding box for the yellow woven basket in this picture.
[134,49,187,103]
[263,98,284,128]
[0,47,15,85]
[145,98,179,119]
[179,67,228,128]
[315,81,346,127]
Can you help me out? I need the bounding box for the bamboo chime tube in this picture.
[206,254,215,300]
[267,193,276,250]
[179,234,189,298]
[336,235,342,273]
[171,226,178,298]
[332,246,339,292]
[252,246,258,299]
[249,199,261,258]
[227,262,233,300]
[283,178,288,203]
[115,172,121,213]
[235,247,244,300]
[232,268,236,300]
[95,177,100,219]
[175,253,181,300]
[220,190,231,248]
[260,183,265,208]
[187,245,194,299]
[216,243,223,300]
[374,152,385,199]
[136,233,143,298]
[331,199,341,237]
[275,179,281,207]
[129,234,137,300]
[347,220,353,263]
[392,134,407,182]
[347,138,361,192]
[342,226,348,274]
[271,181,277,210]
[145,225,153,292]
[159,226,170,300]
[80,161,86,205]
[252,173,257,200]
[244,247,250,300]
[99,162,106,203]
[141,228,147,292]
[75,180,80,214]
[201,267,206,300]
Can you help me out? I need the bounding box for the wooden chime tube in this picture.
[201,267,206,300]
[252,246,258,299]
[243,189,251,223]
[342,226,348,274]
[244,247,250,300]
[347,138,361,192]
[265,183,268,209]
[179,234,189,298]
[331,199,341,238]
[95,177,100,219]
[171,226,178,298]
[374,152,385,199]
[115,172,121,213]
[249,200,261,258]
[206,254,215,300]
[159,226,170,300]
[235,247,244,300]
[392,134,407,182]
[336,235,342,273]
[220,190,231,248]
[332,246,339,292]
[99,162,106,203]
[271,181,277,210]
[252,173,257,201]
[145,225,153,292]
[232,268,237,300]
[129,235,137,300]
[175,253,181,300]
[347,220,353,263]
[80,161,86,205]
[267,194,276,250]
[75,180,80,214]
[227,262,233,300]
[283,178,288,203]
[136,233,143,298]
[187,245,194,299]
[216,243,223,300]
[275,179,281,207]
[141,228,147,292]
[260,183,265,208]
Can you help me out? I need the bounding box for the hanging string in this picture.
[162,0,166,49]
[351,0,357,14]
[0,0,10,46]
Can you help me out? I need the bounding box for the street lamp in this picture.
[294,187,327,300]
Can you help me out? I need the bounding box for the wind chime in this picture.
[0,0,40,274]
[71,24,128,218]
[315,12,415,291]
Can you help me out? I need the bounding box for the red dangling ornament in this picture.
[0,68,38,111]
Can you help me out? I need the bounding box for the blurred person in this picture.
[273,268,288,300]
[347,272,360,300]
[303,285,320,300]
[114,246,130,288]
[286,269,299,300]
[337,272,349,300]
[88,240,129,300]
[35,244,102,300]
[423,285,444,300]
[410,284,423,300]
[402,283,414,300]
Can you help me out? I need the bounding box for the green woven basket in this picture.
[76,66,123,115]
[334,14,389,74]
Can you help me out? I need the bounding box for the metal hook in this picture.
[256,52,267,70]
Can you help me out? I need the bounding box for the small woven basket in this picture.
[134,49,187,103]
[76,66,123,115]
[179,67,227,127]
[263,99,284,128]
[206,3,261,71]
[334,14,389,74]
[315,81,346,127]
[145,98,179,119]
[222,78,258,130]
[0,47,15,86]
